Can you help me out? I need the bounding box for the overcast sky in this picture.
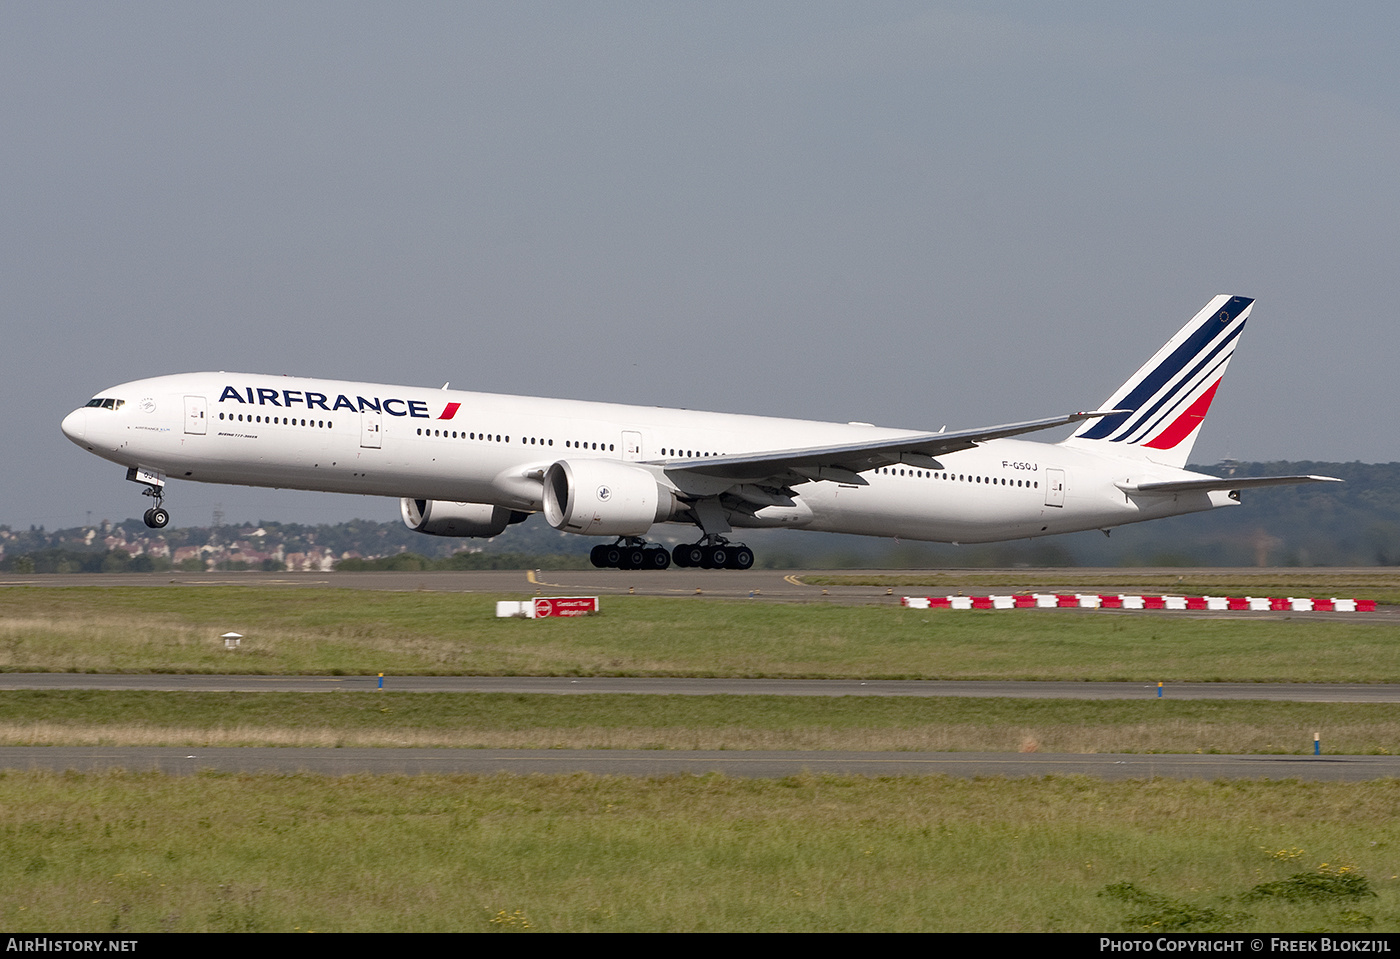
[5,2,1398,531]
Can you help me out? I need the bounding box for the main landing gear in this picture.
[591,538,673,570]
[670,537,754,570]
[589,536,755,570]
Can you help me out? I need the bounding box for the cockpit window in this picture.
[84,398,124,410]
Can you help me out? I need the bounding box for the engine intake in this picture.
[400,499,527,537]
[542,459,675,536]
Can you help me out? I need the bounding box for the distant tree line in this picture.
[0,549,295,574]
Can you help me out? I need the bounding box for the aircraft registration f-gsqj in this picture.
[61,295,1338,570]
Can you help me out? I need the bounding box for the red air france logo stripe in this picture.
[1142,379,1220,450]
[439,402,461,420]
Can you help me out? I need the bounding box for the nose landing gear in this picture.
[126,467,171,529]
[141,488,170,529]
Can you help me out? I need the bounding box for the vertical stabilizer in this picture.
[1063,295,1253,469]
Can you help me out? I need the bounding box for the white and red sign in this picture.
[496,597,600,618]
[533,596,599,618]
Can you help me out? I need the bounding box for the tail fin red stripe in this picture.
[1142,379,1219,450]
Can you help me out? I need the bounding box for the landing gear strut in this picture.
[127,467,171,529]
[666,497,755,570]
[588,499,756,571]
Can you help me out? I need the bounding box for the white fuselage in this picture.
[61,371,1234,544]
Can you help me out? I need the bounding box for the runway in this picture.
[5,673,1400,702]
[5,746,1398,781]
[3,567,1397,618]
[1,567,897,602]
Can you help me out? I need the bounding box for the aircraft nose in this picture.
[61,408,87,444]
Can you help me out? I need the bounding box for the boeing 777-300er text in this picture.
[61,295,1338,570]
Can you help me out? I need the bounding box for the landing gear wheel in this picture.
[593,538,743,570]
[703,545,728,569]
[592,539,677,570]
[673,544,704,568]
[139,484,169,529]
[671,538,753,569]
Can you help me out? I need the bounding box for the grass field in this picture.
[1,770,1397,933]
[2,585,1399,680]
[3,576,1400,931]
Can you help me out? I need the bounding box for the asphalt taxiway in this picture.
[5,673,1400,702]
[4,567,1398,617]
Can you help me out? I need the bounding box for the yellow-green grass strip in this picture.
[2,691,1399,754]
[2,587,1399,681]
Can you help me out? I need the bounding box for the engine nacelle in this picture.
[400,499,527,537]
[542,459,676,536]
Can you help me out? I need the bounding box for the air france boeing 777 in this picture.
[61,295,1337,570]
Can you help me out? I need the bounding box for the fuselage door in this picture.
[622,430,643,462]
[1044,468,1066,507]
[183,395,207,435]
[361,409,382,449]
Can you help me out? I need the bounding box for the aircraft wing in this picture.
[1119,475,1343,494]
[649,411,1112,485]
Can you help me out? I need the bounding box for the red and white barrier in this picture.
[901,594,1376,612]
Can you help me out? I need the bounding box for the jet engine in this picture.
[542,459,677,536]
[400,499,528,537]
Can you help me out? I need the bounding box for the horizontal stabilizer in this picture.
[1117,474,1342,495]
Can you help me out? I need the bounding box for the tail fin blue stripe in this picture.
[1114,327,1240,443]
[1075,295,1252,441]
[1120,349,1234,446]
